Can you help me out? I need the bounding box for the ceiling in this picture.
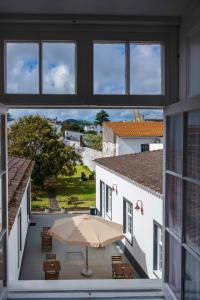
[0,0,190,16]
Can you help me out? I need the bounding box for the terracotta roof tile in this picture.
[8,156,35,232]
[103,121,163,137]
[95,150,163,195]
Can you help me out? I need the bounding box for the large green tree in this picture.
[94,110,110,125]
[8,115,81,186]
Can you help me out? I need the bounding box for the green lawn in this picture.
[31,165,96,209]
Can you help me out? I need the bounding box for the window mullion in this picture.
[125,42,130,95]
[39,41,42,95]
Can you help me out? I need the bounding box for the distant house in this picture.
[95,150,163,279]
[84,124,101,134]
[103,121,163,157]
[8,156,34,281]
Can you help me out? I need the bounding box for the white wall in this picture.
[116,137,163,155]
[8,181,30,281]
[82,148,102,171]
[96,165,163,279]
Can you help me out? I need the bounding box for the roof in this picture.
[103,121,163,137]
[8,156,35,232]
[95,150,163,195]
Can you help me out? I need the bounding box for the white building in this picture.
[7,156,34,281]
[95,150,163,279]
[84,124,101,134]
[103,121,163,157]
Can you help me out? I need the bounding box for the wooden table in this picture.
[43,260,61,280]
[112,263,134,279]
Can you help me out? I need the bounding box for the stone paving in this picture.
[20,213,140,280]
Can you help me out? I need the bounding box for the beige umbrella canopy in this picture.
[49,214,124,276]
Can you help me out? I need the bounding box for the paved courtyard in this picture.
[20,213,140,280]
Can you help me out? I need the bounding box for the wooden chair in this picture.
[111,256,122,263]
[43,260,61,280]
[46,253,56,260]
[43,226,51,232]
[41,232,52,251]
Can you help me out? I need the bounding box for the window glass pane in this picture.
[0,177,2,231]
[167,114,183,174]
[167,235,181,300]
[188,30,200,97]
[0,236,4,290]
[42,43,76,94]
[130,44,162,95]
[6,43,39,94]
[186,182,200,254]
[187,110,200,180]
[184,251,200,300]
[167,175,182,237]
[93,43,125,94]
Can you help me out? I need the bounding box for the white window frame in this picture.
[123,198,133,244]
[106,185,112,220]
[153,221,163,278]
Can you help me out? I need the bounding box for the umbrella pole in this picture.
[86,246,88,272]
[81,246,93,277]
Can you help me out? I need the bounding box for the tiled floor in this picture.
[20,213,140,280]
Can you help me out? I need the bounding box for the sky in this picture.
[9,109,163,123]
[7,41,163,121]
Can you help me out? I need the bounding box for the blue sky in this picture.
[6,42,162,95]
[9,109,163,122]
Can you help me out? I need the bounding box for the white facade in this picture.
[95,164,163,279]
[103,136,163,157]
[8,181,30,281]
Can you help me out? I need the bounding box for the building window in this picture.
[93,43,125,95]
[141,144,149,152]
[130,43,162,95]
[100,180,106,217]
[123,198,133,244]
[106,185,112,219]
[6,43,39,94]
[93,42,163,96]
[153,221,163,277]
[18,210,22,267]
[42,42,76,94]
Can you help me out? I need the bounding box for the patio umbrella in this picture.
[48,214,124,276]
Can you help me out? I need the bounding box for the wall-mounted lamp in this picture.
[112,184,118,195]
[134,200,144,215]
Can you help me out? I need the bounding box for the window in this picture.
[186,110,200,180]
[130,43,162,95]
[42,42,76,94]
[6,43,39,94]
[184,251,200,299]
[93,43,126,95]
[18,210,22,267]
[166,234,181,300]
[153,222,163,277]
[93,42,163,96]
[123,198,133,244]
[165,109,200,300]
[141,144,149,152]
[100,181,106,217]
[166,175,182,237]
[167,114,183,174]
[106,185,112,219]
[6,42,76,95]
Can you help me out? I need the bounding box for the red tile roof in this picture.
[8,156,35,232]
[103,121,163,137]
[95,150,163,195]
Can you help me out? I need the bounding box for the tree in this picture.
[7,112,14,122]
[8,115,81,186]
[94,110,110,125]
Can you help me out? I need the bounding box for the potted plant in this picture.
[45,206,50,213]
